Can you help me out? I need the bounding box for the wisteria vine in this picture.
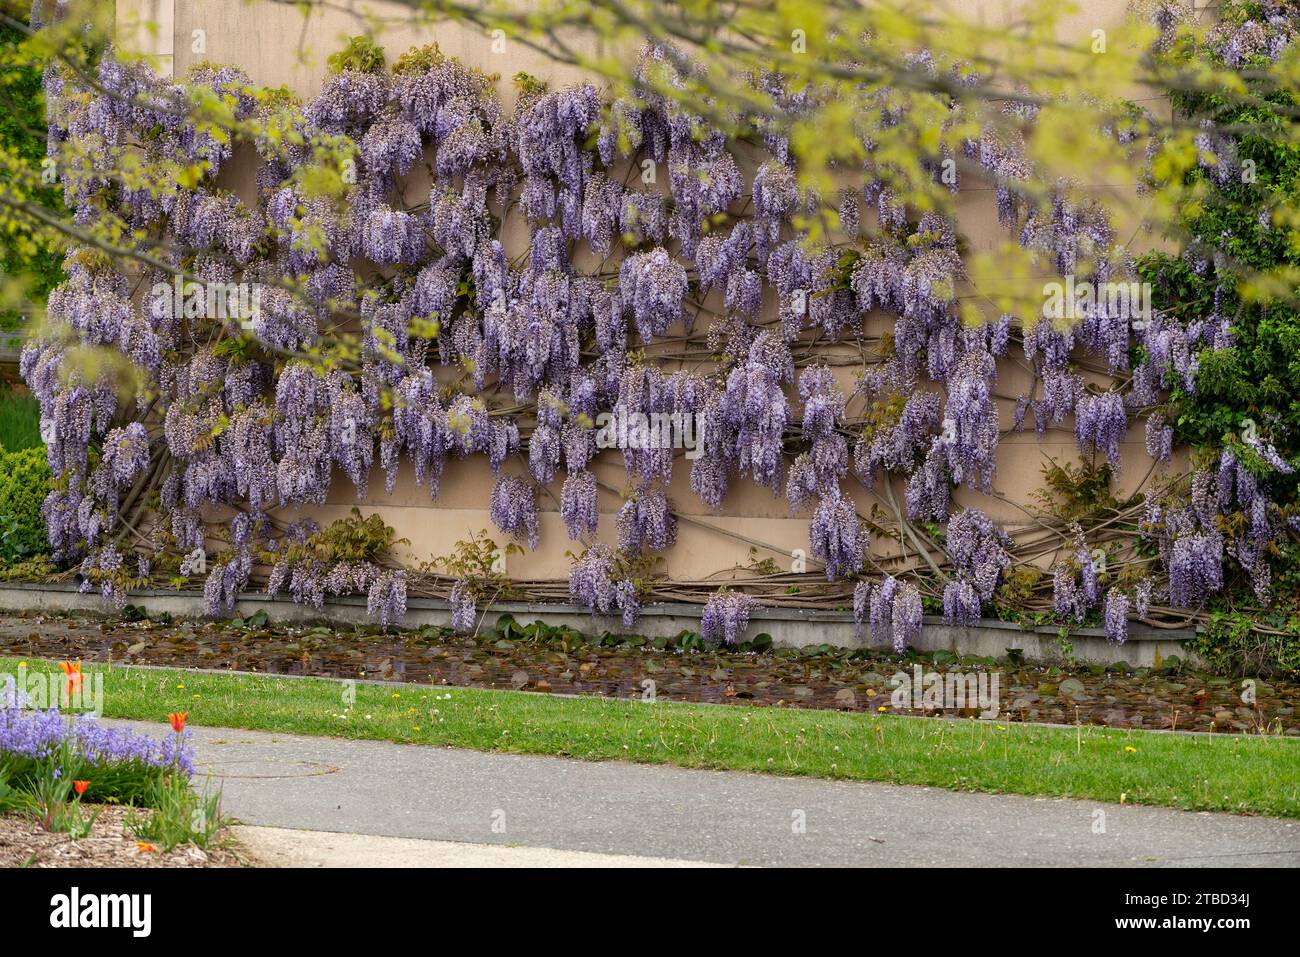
[21,6,1300,650]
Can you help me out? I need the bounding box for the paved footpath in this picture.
[111,719,1299,867]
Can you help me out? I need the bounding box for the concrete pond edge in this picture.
[0,580,1198,667]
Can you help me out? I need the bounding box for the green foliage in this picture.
[429,529,521,601]
[0,391,42,451]
[0,444,50,562]
[1192,539,1300,677]
[125,774,225,852]
[327,35,385,75]
[394,43,445,75]
[1030,458,1123,521]
[0,555,55,581]
[512,71,548,98]
[0,769,32,815]
[1189,611,1300,679]
[0,742,169,811]
[995,566,1045,608]
[271,508,408,565]
[1139,0,1300,484]
[228,609,269,630]
[0,26,66,333]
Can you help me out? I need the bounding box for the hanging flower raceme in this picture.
[618,247,688,343]
[1075,391,1128,468]
[721,332,792,493]
[942,508,1011,625]
[751,161,798,264]
[1103,587,1130,644]
[701,590,756,646]
[568,543,640,627]
[787,365,848,511]
[809,487,866,580]
[489,475,540,550]
[1052,540,1101,622]
[615,484,677,555]
[306,69,391,136]
[852,576,923,651]
[273,363,335,506]
[367,569,409,629]
[450,579,477,633]
[940,350,999,492]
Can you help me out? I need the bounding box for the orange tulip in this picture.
[168,711,189,733]
[60,660,83,695]
[73,780,90,796]
[136,842,156,854]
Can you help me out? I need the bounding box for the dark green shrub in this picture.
[0,444,50,561]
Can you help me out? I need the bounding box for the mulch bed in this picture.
[0,806,252,868]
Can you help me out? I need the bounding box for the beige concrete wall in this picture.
[117,0,1177,582]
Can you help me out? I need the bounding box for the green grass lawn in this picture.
[8,656,1300,817]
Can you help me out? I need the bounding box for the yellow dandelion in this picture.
[1124,746,1137,753]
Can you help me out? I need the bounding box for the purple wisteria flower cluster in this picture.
[567,543,641,628]
[852,576,923,651]
[700,590,757,646]
[942,508,1011,625]
[1052,539,1101,623]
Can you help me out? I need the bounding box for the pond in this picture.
[0,610,1294,735]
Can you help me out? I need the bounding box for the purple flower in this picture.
[560,469,599,540]
[367,569,408,629]
[809,488,865,580]
[616,485,677,555]
[700,590,756,646]
[618,247,687,342]
[1075,391,1128,468]
[856,576,923,651]
[1103,587,1129,644]
[568,543,640,625]
[490,475,540,550]
[450,579,477,633]
[942,508,1010,624]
